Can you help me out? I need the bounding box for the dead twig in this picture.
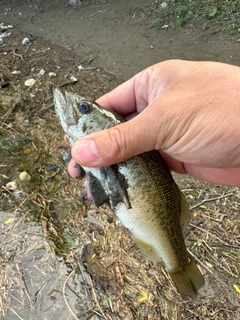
[190,193,233,210]
[191,252,213,275]
[1,93,22,122]
[0,295,5,318]
[85,67,97,71]
[103,68,115,75]
[5,304,24,320]
[12,49,25,62]
[88,274,110,320]
[63,268,79,320]
[89,7,109,18]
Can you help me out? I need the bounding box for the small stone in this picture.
[24,78,36,86]
[22,37,30,45]
[48,72,56,77]
[69,0,81,5]
[19,171,31,182]
[161,2,168,9]
[38,69,45,76]
[70,75,77,82]
[6,181,17,190]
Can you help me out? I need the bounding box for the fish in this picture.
[54,89,204,299]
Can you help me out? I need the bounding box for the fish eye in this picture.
[78,100,92,114]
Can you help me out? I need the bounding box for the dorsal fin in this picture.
[175,185,191,231]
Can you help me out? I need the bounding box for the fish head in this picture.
[54,89,124,146]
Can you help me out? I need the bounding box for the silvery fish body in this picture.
[54,89,204,299]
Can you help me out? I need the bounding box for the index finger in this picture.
[96,69,149,116]
[96,78,136,116]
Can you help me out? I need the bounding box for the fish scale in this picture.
[54,88,205,299]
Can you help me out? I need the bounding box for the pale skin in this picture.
[68,59,240,187]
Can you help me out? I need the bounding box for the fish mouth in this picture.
[54,88,67,114]
[54,89,79,127]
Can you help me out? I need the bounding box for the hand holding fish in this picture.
[54,87,205,298]
[69,59,240,186]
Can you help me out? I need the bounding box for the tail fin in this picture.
[169,255,204,299]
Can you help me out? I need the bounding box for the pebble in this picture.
[48,72,57,77]
[19,171,31,182]
[22,37,30,45]
[24,78,36,87]
[6,181,17,190]
[69,0,81,5]
[70,75,77,82]
[161,2,168,9]
[38,69,45,76]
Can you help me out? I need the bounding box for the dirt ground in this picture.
[1,1,240,319]
[2,0,240,80]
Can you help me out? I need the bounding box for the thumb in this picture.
[71,110,159,167]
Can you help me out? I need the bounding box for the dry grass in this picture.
[0,27,240,319]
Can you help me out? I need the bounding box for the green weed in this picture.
[136,0,240,33]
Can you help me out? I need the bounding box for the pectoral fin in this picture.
[86,166,131,209]
[87,172,109,207]
[102,166,131,209]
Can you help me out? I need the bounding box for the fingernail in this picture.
[72,139,101,165]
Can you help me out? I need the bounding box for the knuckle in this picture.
[106,125,128,161]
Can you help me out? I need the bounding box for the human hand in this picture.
[69,59,240,186]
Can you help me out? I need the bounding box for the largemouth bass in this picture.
[54,89,204,299]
